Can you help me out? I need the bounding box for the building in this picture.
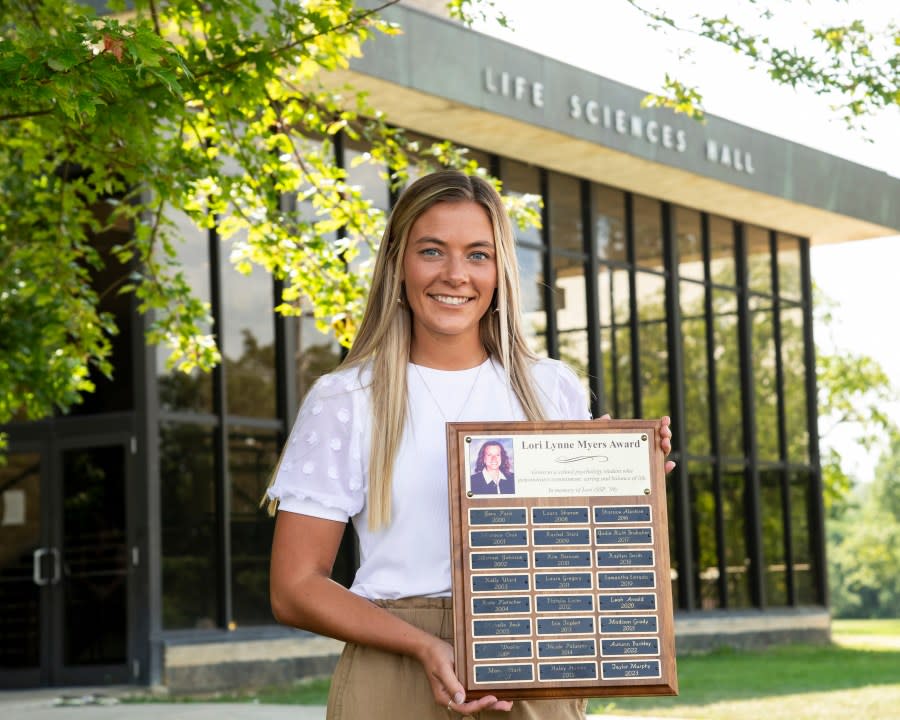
[2,1,899,691]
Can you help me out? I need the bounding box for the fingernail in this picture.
[453,691,465,704]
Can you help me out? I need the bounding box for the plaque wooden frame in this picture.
[446,419,677,700]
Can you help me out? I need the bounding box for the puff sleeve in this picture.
[266,372,367,522]
[533,359,592,421]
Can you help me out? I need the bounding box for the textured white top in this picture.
[267,357,590,600]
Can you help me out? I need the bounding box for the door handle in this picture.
[33,547,49,586]
[49,547,61,585]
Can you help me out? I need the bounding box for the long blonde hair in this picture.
[345,170,546,529]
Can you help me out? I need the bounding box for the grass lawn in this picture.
[140,620,900,719]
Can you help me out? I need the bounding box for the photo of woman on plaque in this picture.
[470,438,515,495]
[265,169,674,720]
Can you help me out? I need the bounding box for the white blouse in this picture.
[267,357,590,600]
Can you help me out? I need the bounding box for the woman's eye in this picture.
[469,251,490,261]
[420,248,441,257]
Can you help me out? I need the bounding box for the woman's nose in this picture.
[443,255,468,284]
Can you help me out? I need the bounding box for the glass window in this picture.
[158,211,213,413]
[680,282,711,457]
[761,470,787,606]
[712,289,743,458]
[675,207,703,282]
[666,479,680,609]
[746,225,772,296]
[689,463,721,609]
[790,471,818,604]
[516,244,546,356]
[230,427,280,626]
[781,306,810,464]
[160,423,218,629]
[635,272,668,419]
[709,215,736,286]
[722,468,752,608]
[598,264,632,418]
[553,253,588,387]
[632,195,663,269]
[221,232,277,419]
[592,185,626,263]
[751,297,779,461]
[501,159,542,247]
[294,313,343,409]
[548,172,583,254]
[776,233,802,301]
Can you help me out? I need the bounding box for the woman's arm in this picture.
[269,511,512,714]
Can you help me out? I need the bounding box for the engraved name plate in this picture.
[470,508,528,525]
[472,596,531,614]
[535,595,594,613]
[471,551,529,570]
[534,550,592,568]
[532,507,590,524]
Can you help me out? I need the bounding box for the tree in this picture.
[0,0,536,455]
[624,1,899,132]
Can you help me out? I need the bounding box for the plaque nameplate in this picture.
[601,660,661,680]
[599,616,659,634]
[472,618,532,637]
[532,507,590,524]
[534,550,592,568]
[471,551,529,570]
[474,664,534,684]
[448,419,677,700]
[474,641,533,660]
[537,639,596,658]
[472,596,531,614]
[536,616,595,635]
[594,506,652,524]
[470,508,528,525]
[535,595,594,613]
[598,593,657,612]
[597,571,657,589]
[600,638,660,657]
[471,574,530,592]
[595,527,654,545]
[470,529,529,547]
[539,662,598,681]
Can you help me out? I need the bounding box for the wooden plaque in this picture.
[446,420,678,700]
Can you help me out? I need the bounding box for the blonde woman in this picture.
[266,170,673,719]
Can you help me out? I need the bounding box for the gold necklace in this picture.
[412,359,486,422]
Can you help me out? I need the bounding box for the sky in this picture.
[473,0,900,482]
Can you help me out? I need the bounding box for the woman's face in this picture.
[483,444,502,472]
[402,200,497,354]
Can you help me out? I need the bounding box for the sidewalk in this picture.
[0,687,659,719]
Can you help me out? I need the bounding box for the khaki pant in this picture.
[326,597,587,720]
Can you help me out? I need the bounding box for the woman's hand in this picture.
[418,635,513,714]
[596,413,676,474]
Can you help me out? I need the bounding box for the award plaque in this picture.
[446,420,677,700]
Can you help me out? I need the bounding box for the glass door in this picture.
[0,436,132,687]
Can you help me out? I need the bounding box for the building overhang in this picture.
[334,3,900,246]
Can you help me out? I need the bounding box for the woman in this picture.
[266,170,673,719]
[470,439,515,495]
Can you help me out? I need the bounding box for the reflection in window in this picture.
[667,480,680,609]
[230,427,279,626]
[158,211,213,413]
[593,185,626,263]
[295,313,343,408]
[712,289,743,458]
[709,216,736,286]
[635,272,668,419]
[722,468,751,608]
[632,195,663,269]
[160,423,218,629]
[746,225,772,296]
[553,253,588,385]
[221,232,276,419]
[675,207,703,282]
[598,264,632,418]
[761,470,787,606]
[689,464,721,609]
[501,159,542,247]
[790,471,817,604]
[751,297,779,461]
[548,172,582,254]
[680,282,711,457]
[781,306,809,463]
[516,244,546,355]
[776,234,802,300]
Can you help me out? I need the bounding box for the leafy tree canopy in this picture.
[0,0,536,453]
